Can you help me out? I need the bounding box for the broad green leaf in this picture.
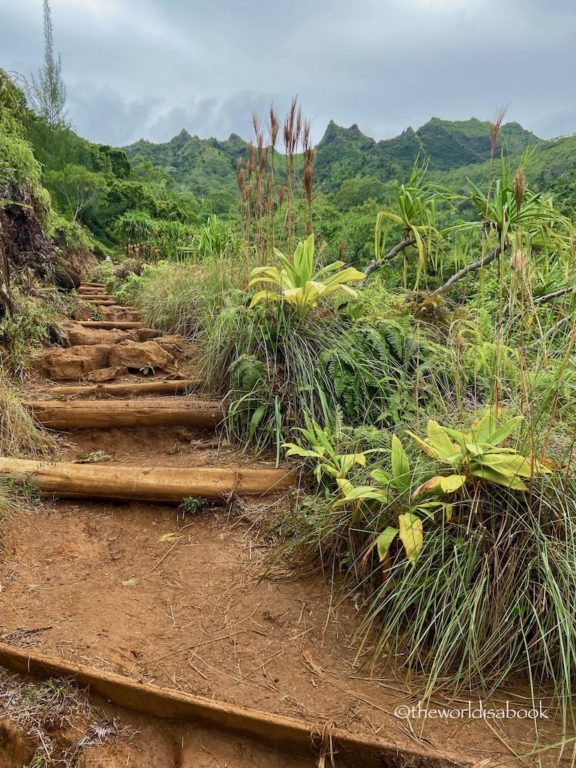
[283,444,324,460]
[336,478,354,497]
[333,485,389,507]
[390,434,410,491]
[412,474,466,498]
[476,453,534,478]
[439,474,467,493]
[249,290,280,307]
[471,465,528,490]
[485,416,524,446]
[371,468,390,485]
[247,405,266,442]
[377,527,399,562]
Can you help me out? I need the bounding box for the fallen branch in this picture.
[363,237,415,280]
[432,247,502,295]
[534,285,576,304]
[543,315,573,340]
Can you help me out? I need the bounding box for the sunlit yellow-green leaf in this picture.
[398,512,424,565]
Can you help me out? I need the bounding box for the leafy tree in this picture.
[29,0,66,128]
[333,176,387,210]
[45,164,106,223]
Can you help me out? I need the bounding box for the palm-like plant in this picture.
[371,164,453,286]
[249,234,365,317]
[469,161,569,245]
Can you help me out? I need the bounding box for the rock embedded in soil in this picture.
[65,325,137,347]
[70,303,94,321]
[135,328,163,342]
[87,366,129,383]
[108,340,175,372]
[154,335,187,355]
[34,344,111,380]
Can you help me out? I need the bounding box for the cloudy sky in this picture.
[1,0,575,147]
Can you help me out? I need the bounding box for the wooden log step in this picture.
[26,398,224,429]
[79,321,143,330]
[79,294,116,301]
[79,285,106,290]
[0,643,459,768]
[81,298,117,305]
[0,457,296,502]
[47,379,201,397]
[82,282,106,287]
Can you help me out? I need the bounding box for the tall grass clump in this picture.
[199,234,459,454]
[360,474,576,708]
[0,370,57,456]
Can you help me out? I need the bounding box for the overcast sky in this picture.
[1,0,575,147]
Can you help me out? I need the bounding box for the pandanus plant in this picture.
[249,234,365,318]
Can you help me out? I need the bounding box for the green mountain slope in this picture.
[126,129,246,197]
[125,117,542,196]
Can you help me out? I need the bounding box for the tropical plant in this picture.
[369,164,450,284]
[249,234,365,317]
[406,407,550,491]
[283,414,380,483]
[337,408,550,566]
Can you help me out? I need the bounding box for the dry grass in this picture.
[0,668,123,767]
[0,370,58,457]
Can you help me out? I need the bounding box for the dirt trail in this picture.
[0,284,565,766]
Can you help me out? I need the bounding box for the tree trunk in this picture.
[0,241,13,317]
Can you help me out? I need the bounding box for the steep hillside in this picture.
[126,129,246,197]
[0,70,55,312]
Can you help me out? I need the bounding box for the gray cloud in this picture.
[1,0,575,146]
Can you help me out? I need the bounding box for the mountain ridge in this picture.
[124,116,544,197]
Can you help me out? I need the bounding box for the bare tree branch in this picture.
[363,237,415,281]
[534,285,576,305]
[543,315,573,340]
[432,246,502,295]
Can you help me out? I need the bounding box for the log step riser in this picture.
[79,321,142,329]
[26,399,224,430]
[48,380,201,397]
[0,643,456,768]
[0,458,296,502]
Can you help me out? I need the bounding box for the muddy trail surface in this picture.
[0,284,565,766]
